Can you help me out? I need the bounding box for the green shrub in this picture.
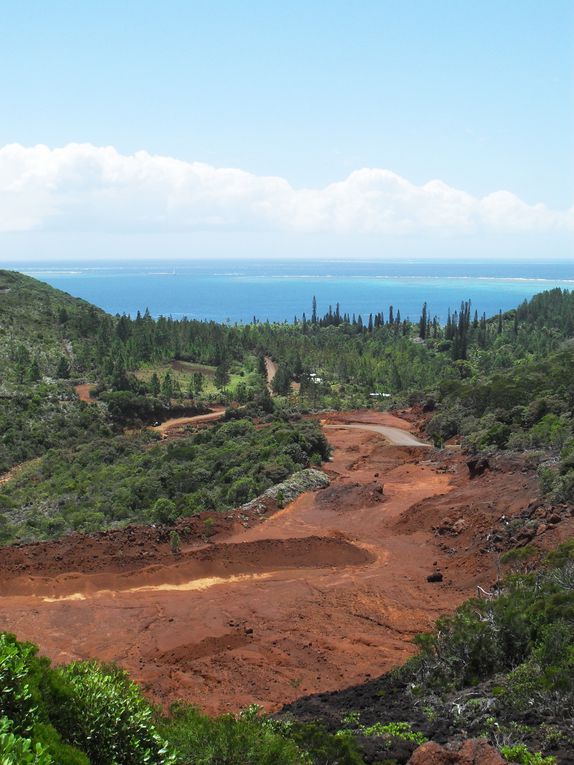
[57,662,176,765]
[0,634,38,733]
[0,717,52,765]
[358,721,426,745]
[287,722,364,764]
[499,743,556,764]
[159,704,305,765]
[152,498,179,525]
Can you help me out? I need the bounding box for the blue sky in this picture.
[0,0,573,260]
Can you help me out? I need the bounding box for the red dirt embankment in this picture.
[0,410,544,714]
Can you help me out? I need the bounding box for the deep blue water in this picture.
[5,260,574,323]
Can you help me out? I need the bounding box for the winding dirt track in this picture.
[0,410,536,714]
[151,408,226,436]
[324,422,430,447]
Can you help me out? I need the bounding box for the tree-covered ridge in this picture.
[4,268,571,406]
[0,270,105,386]
[2,269,572,410]
[246,288,574,402]
[0,417,329,543]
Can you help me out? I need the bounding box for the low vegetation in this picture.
[0,418,329,542]
[281,542,574,763]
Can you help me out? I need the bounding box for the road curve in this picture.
[324,422,431,447]
[151,408,225,436]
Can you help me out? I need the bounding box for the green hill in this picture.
[0,269,105,388]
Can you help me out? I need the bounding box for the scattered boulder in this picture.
[435,517,466,536]
[516,528,535,543]
[467,457,490,479]
[457,739,506,764]
[427,571,443,583]
[408,742,457,764]
[435,516,453,534]
[408,738,505,765]
[452,518,467,535]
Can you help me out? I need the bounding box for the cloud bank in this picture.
[0,143,572,237]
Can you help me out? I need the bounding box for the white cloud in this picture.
[0,142,571,236]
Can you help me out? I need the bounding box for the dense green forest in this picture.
[2,541,573,764]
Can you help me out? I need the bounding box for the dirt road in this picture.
[0,410,537,714]
[324,422,430,447]
[151,407,226,437]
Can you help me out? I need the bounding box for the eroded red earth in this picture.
[0,411,554,714]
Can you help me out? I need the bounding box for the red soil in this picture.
[0,410,547,714]
[151,407,226,437]
[74,383,96,403]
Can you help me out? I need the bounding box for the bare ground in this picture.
[0,410,545,714]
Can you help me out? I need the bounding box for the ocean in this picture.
[6,260,574,323]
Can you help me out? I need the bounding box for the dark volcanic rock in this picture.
[467,457,490,478]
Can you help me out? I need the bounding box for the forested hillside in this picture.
[1,270,573,536]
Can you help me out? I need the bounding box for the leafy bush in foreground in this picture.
[0,631,364,765]
[158,704,305,765]
[0,631,169,764]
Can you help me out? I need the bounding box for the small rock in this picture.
[408,738,505,765]
[467,457,490,479]
[452,518,467,535]
[427,571,443,583]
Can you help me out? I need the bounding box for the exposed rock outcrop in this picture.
[240,468,330,513]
